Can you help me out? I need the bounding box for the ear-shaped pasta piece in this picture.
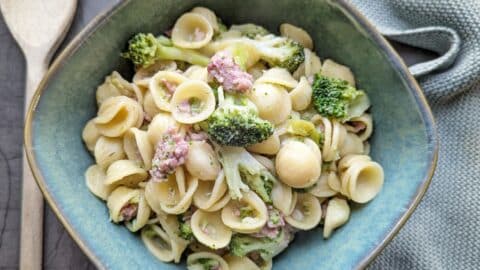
[342,160,384,203]
[146,170,199,215]
[279,23,313,50]
[308,172,337,198]
[312,116,346,162]
[149,71,188,112]
[171,13,213,49]
[327,171,342,192]
[125,190,151,232]
[187,252,230,270]
[143,91,161,121]
[247,62,267,80]
[346,113,373,141]
[141,224,175,262]
[191,7,219,32]
[82,119,101,152]
[285,193,322,230]
[133,60,177,87]
[303,138,322,165]
[96,71,143,105]
[249,83,292,124]
[85,164,113,200]
[94,96,143,137]
[224,254,260,270]
[246,133,280,155]
[321,59,356,87]
[275,140,320,188]
[255,68,298,89]
[158,215,191,262]
[104,159,148,188]
[171,80,216,124]
[184,65,209,82]
[123,128,154,169]
[193,170,228,210]
[203,193,231,212]
[186,141,221,180]
[303,48,322,77]
[191,210,232,249]
[323,197,350,238]
[94,136,126,169]
[337,154,371,173]
[147,112,180,146]
[339,132,364,157]
[289,76,312,111]
[363,141,371,155]
[271,181,296,215]
[221,190,268,233]
[106,186,140,223]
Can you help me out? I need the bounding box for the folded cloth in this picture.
[349,0,480,269]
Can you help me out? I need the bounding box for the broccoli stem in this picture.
[157,45,210,66]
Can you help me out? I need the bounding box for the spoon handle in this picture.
[20,60,47,270]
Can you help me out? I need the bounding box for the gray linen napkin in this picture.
[349,0,480,269]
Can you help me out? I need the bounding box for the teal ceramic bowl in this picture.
[25,0,438,269]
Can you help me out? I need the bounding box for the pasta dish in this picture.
[82,7,384,270]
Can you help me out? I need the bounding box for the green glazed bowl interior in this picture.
[25,0,437,269]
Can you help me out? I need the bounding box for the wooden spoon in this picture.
[0,1,77,269]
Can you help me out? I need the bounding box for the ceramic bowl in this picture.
[25,0,438,269]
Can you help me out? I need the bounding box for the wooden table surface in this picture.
[0,1,435,269]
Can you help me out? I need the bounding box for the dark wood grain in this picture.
[0,1,436,269]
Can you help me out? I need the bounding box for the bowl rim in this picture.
[24,0,439,269]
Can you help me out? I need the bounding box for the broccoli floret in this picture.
[229,228,293,261]
[206,94,273,147]
[312,74,370,121]
[122,33,210,67]
[255,34,305,73]
[178,220,194,241]
[230,23,270,39]
[216,146,276,201]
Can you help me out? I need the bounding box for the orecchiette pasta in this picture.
[339,132,364,157]
[323,197,350,239]
[94,136,126,169]
[275,140,320,188]
[279,23,313,50]
[312,116,347,162]
[346,113,373,141]
[123,127,154,169]
[251,154,275,175]
[133,60,177,88]
[106,186,140,223]
[149,71,188,112]
[104,159,148,188]
[271,181,296,215]
[187,252,230,270]
[193,170,228,210]
[285,193,322,230]
[141,224,176,262]
[183,65,209,82]
[321,59,356,87]
[96,71,143,105]
[94,96,143,137]
[85,164,112,200]
[248,62,268,80]
[289,76,312,111]
[185,140,221,180]
[191,209,232,249]
[82,119,101,152]
[171,13,214,49]
[190,7,219,32]
[308,172,337,198]
[171,80,216,124]
[303,48,322,77]
[246,133,280,155]
[341,159,384,203]
[249,83,292,124]
[143,91,162,121]
[221,190,268,233]
[256,68,298,89]
[125,190,151,232]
